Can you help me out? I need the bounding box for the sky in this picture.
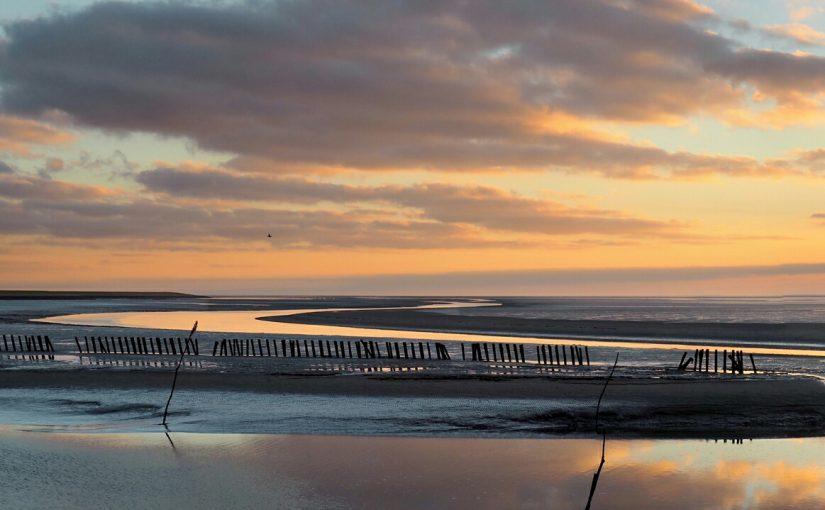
[0,0,823,295]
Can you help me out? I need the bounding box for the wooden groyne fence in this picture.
[0,332,764,376]
[3,333,591,368]
[210,338,592,366]
[2,334,54,354]
[677,348,758,374]
[74,336,199,356]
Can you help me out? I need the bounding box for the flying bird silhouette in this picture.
[267,233,272,238]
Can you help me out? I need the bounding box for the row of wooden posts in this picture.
[464,342,590,366]
[677,348,757,374]
[74,336,199,356]
[213,338,453,361]
[0,334,760,375]
[2,334,54,353]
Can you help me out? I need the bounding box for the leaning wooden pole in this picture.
[162,321,197,426]
[595,353,620,430]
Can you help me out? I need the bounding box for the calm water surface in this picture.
[0,431,823,509]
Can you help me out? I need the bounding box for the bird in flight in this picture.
[267,233,272,238]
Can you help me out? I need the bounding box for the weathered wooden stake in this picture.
[161,321,197,426]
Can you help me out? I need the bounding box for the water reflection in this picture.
[1,431,824,509]
[36,304,825,358]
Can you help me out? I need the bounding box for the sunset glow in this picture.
[0,0,823,295]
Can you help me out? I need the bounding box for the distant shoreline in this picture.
[0,290,202,300]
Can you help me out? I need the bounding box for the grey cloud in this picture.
[136,166,683,236]
[0,173,109,200]
[0,196,491,249]
[136,167,375,203]
[0,1,820,177]
[0,161,13,173]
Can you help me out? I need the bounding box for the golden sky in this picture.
[0,0,823,294]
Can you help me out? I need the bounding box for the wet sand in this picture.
[2,366,824,437]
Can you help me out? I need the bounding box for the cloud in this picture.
[0,1,821,177]
[0,161,14,174]
[0,172,112,200]
[0,195,490,249]
[0,114,73,155]
[764,23,825,47]
[0,167,694,247]
[136,165,684,237]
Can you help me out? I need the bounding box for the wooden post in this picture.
[74,336,82,353]
[749,354,757,374]
[162,321,197,426]
[461,343,466,360]
[585,346,590,366]
[427,342,432,359]
[562,345,567,365]
[520,344,525,363]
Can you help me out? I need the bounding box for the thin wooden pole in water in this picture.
[595,353,619,430]
[162,321,197,426]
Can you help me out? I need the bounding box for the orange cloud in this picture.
[0,115,73,155]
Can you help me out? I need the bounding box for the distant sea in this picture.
[440,296,825,323]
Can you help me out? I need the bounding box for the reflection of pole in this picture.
[585,434,606,510]
[162,321,198,426]
[595,353,619,430]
